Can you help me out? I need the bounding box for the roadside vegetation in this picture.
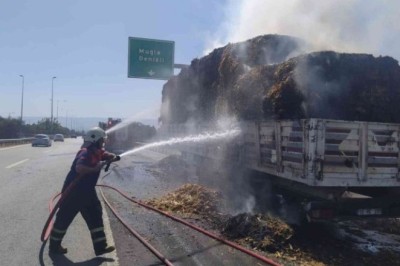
[0,116,78,138]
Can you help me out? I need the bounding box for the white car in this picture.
[32,134,52,147]
[54,134,64,142]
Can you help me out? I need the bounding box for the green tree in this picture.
[0,116,22,138]
[0,116,72,139]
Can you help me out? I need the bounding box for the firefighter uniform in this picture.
[49,137,115,255]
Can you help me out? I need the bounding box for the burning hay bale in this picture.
[263,76,305,119]
[222,213,293,252]
[160,34,304,124]
[144,184,222,222]
[160,34,400,125]
[264,51,400,122]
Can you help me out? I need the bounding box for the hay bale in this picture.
[264,52,400,122]
[160,34,303,124]
[160,35,400,125]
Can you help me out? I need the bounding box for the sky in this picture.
[1,0,399,124]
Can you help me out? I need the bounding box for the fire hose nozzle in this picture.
[104,155,121,172]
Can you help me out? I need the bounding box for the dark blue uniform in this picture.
[49,146,114,254]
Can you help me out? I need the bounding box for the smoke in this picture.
[209,0,400,61]
[159,0,400,214]
[293,55,346,119]
[159,97,171,126]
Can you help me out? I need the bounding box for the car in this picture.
[71,134,77,138]
[32,134,52,147]
[54,134,64,142]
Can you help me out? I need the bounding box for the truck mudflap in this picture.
[305,197,400,222]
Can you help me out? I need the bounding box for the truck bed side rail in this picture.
[243,119,400,187]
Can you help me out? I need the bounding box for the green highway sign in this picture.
[128,37,175,80]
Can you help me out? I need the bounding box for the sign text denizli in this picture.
[128,37,174,80]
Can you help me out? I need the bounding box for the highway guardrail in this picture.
[0,138,34,147]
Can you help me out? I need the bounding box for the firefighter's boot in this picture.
[95,245,115,256]
[49,245,68,254]
[49,227,68,254]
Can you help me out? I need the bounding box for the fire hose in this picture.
[41,157,282,266]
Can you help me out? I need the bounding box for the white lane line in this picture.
[6,159,30,169]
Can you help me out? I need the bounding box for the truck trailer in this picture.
[159,118,400,222]
[241,119,400,221]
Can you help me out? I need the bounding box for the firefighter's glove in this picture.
[112,155,121,162]
[108,154,120,162]
[109,154,116,162]
[104,152,117,163]
[104,156,120,172]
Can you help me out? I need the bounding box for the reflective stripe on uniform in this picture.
[93,237,106,244]
[52,227,67,234]
[50,236,63,241]
[90,227,104,234]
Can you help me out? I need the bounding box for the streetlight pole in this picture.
[19,75,24,122]
[51,76,56,133]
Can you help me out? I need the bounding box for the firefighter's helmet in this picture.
[84,127,107,143]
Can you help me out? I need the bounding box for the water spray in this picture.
[105,105,160,134]
[119,128,241,158]
[106,119,133,134]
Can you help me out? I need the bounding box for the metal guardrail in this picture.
[0,138,34,147]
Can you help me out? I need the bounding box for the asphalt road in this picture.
[0,139,117,266]
[101,149,271,266]
[0,139,274,266]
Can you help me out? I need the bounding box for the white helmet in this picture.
[84,127,107,143]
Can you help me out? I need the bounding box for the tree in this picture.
[0,116,71,139]
[0,116,21,138]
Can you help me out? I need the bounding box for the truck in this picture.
[159,118,400,222]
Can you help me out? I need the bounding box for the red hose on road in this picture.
[42,168,281,266]
[98,184,282,266]
[42,173,173,265]
[99,186,174,266]
[40,177,81,242]
[41,192,61,241]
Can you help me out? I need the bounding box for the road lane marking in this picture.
[6,159,30,169]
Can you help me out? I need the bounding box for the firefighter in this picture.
[49,127,117,256]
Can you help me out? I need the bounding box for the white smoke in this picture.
[160,97,171,125]
[207,0,400,61]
